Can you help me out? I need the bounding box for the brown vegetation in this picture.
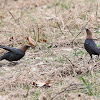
[0,0,100,100]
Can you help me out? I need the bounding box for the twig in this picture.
[8,10,20,25]
[64,55,76,75]
[65,56,74,67]
[2,0,7,9]
[51,83,83,100]
[65,24,73,36]
[36,23,40,42]
[54,2,64,34]
[62,55,75,71]
[56,22,64,34]
[54,3,57,16]
[32,26,36,40]
[96,2,98,27]
[71,19,90,43]
[8,10,16,23]
[51,83,74,100]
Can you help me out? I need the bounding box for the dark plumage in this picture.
[84,28,100,63]
[0,45,30,62]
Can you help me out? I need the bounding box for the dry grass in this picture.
[0,0,100,100]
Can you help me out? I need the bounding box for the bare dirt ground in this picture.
[0,0,100,100]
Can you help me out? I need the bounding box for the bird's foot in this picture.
[96,56,100,61]
[88,60,91,64]
[88,58,93,64]
[88,58,96,64]
[9,62,19,66]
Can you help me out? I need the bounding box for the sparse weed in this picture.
[73,49,86,56]
[80,76,93,95]
[97,44,100,48]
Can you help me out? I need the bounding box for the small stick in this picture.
[33,27,36,40]
[51,83,74,100]
[54,2,64,34]
[56,22,64,34]
[51,83,81,100]
[65,24,73,36]
[71,19,90,43]
[54,3,57,16]
[2,0,7,9]
[8,10,20,25]
[8,11,16,23]
[36,23,40,42]
[62,55,75,71]
[96,2,98,27]
[65,56,74,67]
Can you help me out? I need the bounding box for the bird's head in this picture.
[26,45,31,48]
[85,28,93,39]
[85,28,88,31]
[19,45,31,53]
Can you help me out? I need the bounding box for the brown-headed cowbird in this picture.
[0,45,30,62]
[84,28,100,63]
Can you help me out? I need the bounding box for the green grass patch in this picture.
[80,76,93,95]
[73,49,86,56]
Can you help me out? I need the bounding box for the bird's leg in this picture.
[97,55,100,60]
[88,55,92,64]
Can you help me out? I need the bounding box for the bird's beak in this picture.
[85,28,88,31]
[27,45,31,48]
[26,43,31,47]
[26,43,31,48]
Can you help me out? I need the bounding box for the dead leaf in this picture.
[18,42,22,44]
[43,39,47,43]
[45,80,51,86]
[9,36,14,41]
[38,39,47,43]
[27,36,36,46]
[32,80,51,87]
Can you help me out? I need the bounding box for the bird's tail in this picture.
[0,56,4,61]
[0,45,5,61]
[0,45,5,48]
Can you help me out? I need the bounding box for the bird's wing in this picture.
[88,42,100,54]
[0,45,24,55]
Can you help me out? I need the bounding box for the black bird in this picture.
[0,45,30,62]
[84,28,100,63]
